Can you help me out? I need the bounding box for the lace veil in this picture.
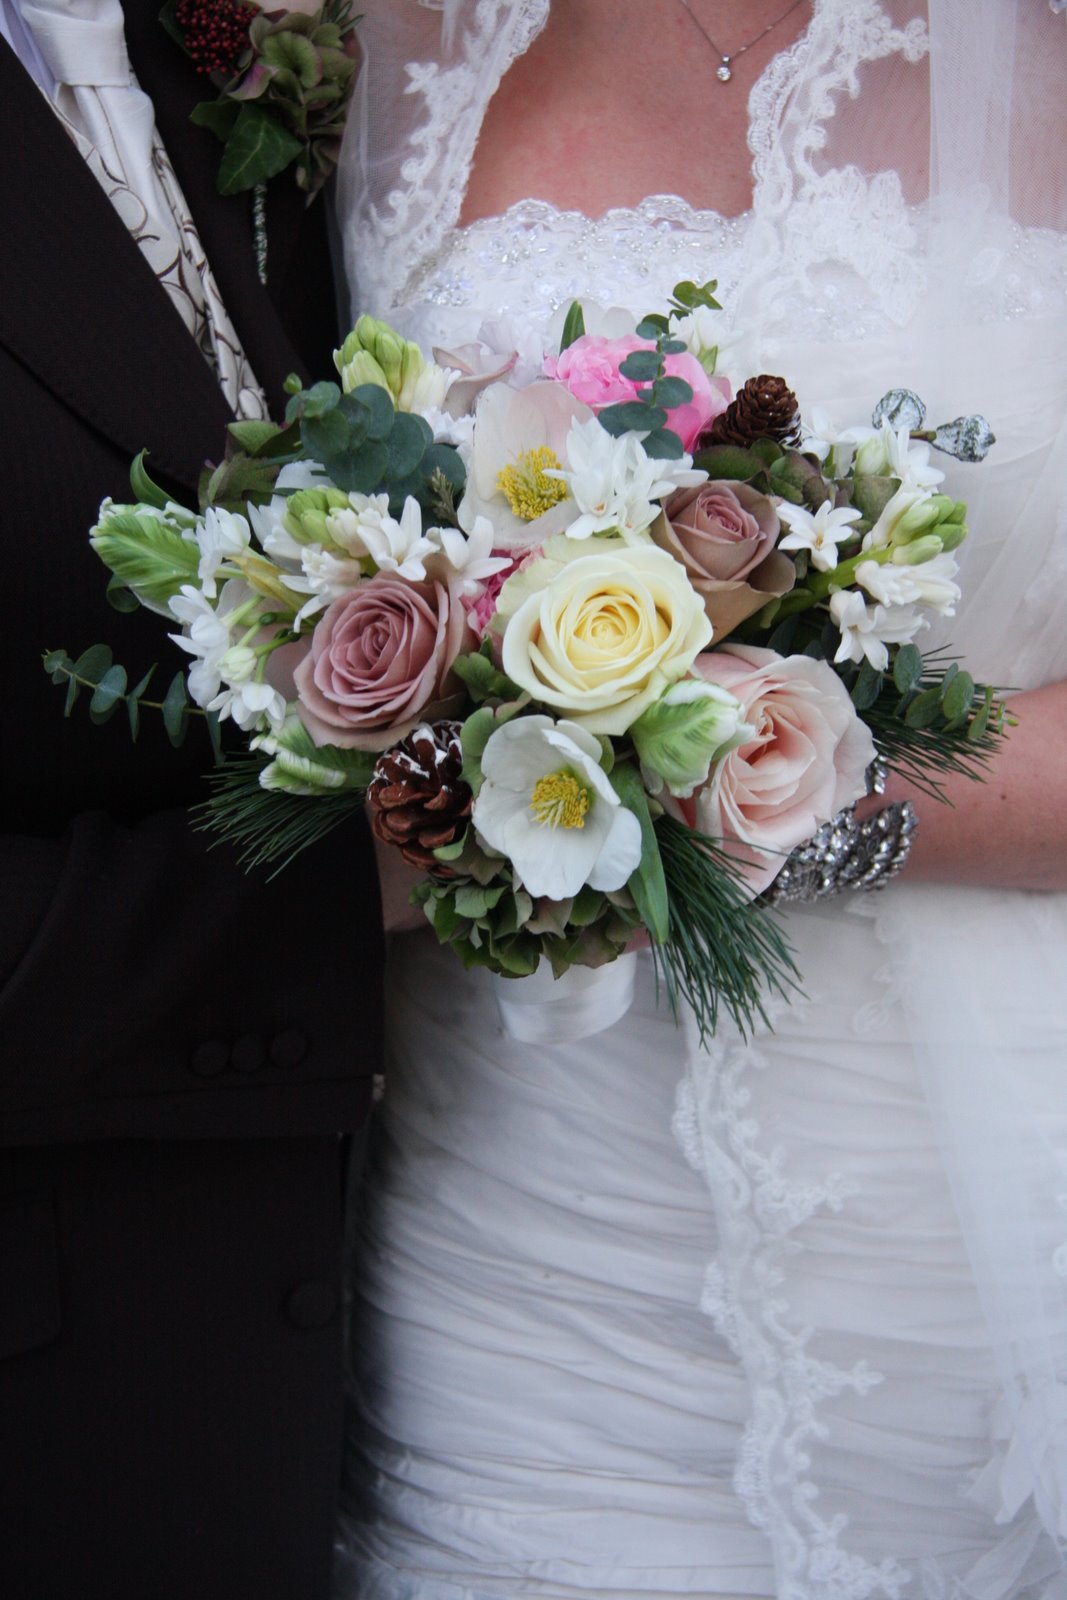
[337,5,1067,1593]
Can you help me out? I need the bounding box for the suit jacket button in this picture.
[189,1039,228,1078]
[269,1029,307,1070]
[231,1033,266,1073]
[284,1281,337,1331]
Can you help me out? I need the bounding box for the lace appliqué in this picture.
[370,0,549,307]
[740,0,930,347]
[676,1002,910,1600]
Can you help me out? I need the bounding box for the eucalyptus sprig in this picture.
[42,644,218,754]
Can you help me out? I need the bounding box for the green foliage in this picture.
[850,650,1010,798]
[194,754,365,875]
[608,763,669,945]
[129,450,171,510]
[90,510,200,613]
[451,644,525,707]
[559,300,586,352]
[42,646,204,751]
[281,380,465,515]
[211,102,304,194]
[654,816,801,1043]
[666,278,722,317]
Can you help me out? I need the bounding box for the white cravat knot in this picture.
[19,0,131,89]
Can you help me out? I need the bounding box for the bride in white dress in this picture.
[332,4,1067,1597]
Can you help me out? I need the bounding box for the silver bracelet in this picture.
[762,762,918,905]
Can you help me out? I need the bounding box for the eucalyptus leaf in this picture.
[73,643,114,687]
[162,671,189,748]
[301,408,351,462]
[651,375,693,408]
[598,401,667,436]
[386,412,432,480]
[893,642,923,695]
[942,669,975,724]
[89,662,128,723]
[903,684,945,729]
[640,428,685,461]
[850,657,884,712]
[619,350,662,382]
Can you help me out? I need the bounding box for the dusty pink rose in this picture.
[293,575,468,750]
[680,645,875,895]
[544,334,729,452]
[653,480,795,639]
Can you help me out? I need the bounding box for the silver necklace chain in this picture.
[676,0,807,82]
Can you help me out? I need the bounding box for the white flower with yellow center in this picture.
[473,716,642,900]
[458,380,594,550]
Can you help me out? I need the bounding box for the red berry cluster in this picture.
[175,0,257,77]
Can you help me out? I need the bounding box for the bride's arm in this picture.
[860,679,1067,892]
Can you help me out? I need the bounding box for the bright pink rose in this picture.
[681,645,875,895]
[293,575,468,750]
[544,334,729,452]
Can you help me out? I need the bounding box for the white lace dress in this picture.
[333,6,1067,1598]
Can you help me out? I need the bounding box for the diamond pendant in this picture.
[716,57,733,82]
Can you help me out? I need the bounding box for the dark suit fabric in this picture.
[0,15,380,1598]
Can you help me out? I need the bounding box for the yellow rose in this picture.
[500,545,712,734]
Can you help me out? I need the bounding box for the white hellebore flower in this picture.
[554,418,705,544]
[431,515,513,595]
[777,500,863,573]
[196,506,251,598]
[473,716,642,901]
[458,379,593,550]
[830,589,925,673]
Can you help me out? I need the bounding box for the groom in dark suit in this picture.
[0,7,380,1598]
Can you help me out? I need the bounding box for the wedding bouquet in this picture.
[48,282,1005,1039]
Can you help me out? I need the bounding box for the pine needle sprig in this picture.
[193,755,365,876]
[654,815,802,1045]
[865,648,1011,801]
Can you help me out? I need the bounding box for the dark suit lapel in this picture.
[0,38,231,496]
[122,1,316,408]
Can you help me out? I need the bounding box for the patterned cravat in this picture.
[14,0,268,420]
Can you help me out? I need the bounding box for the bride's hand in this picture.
[854,678,1067,892]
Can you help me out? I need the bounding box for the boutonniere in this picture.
[161,0,359,199]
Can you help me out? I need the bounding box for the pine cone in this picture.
[368,721,473,873]
[704,374,801,449]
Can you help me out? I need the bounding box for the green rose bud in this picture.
[631,679,752,799]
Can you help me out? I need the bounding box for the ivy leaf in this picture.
[215,103,303,195]
[189,99,241,142]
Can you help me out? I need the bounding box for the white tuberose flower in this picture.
[777,500,863,572]
[431,515,513,595]
[855,551,960,617]
[344,495,438,579]
[554,418,705,544]
[195,506,251,598]
[830,589,925,672]
[472,716,642,901]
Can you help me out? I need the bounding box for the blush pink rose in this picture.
[544,334,729,452]
[293,575,469,750]
[680,645,875,895]
[653,480,795,639]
